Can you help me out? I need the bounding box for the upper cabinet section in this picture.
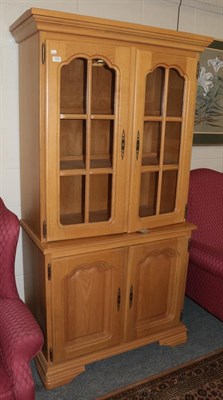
[10,9,212,242]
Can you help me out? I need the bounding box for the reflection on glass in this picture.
[145,67,165,116]
[90,120,113,168]
[167,69,184,117]
[60,176,85,225]
[60,120,86,170]
[142,122,161,165]
[139,172,158,217]
[92,59,115,115]
[89,174,112,222]
[60,58,87,114]
[160,170,178,214]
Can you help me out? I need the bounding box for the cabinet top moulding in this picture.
[10,7,212,51]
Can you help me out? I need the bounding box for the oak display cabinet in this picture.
[10,8,212,389]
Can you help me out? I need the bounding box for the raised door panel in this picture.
[51,248,127,362]
[125,237,188,342]
[45,39,132,241]
[128,49,198,233]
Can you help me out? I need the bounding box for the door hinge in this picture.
[48,264,52,280]
[42,43,46,64]
[180,310,183,322]
[129,285,134,308]
[43,220,47,239]
[49,347,53,362]
[184,204,188,219]
[188,238,191,251]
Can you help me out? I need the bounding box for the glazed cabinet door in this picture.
[125,237,188,342]
[128,49,198,232]
[51,248,127,362]
[45,40,131,241]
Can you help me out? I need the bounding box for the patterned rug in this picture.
[97,349,223,399]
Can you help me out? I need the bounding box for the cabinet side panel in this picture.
[19,34,41,237]
[22,230,48,359]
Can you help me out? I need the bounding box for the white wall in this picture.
[1,0,223,299]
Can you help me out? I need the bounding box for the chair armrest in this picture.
[189,240,223,279]
[0,298,43,400]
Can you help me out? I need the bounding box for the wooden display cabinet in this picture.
[10,8,212,389]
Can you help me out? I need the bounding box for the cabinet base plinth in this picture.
[35,351,85,390]
[35,324,187,390]
[158,324,187,347]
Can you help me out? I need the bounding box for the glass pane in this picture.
[60,120,86,170]
[166,69,184,117]
[142,122,161,166]
[139,172,158,217]
[90,120,113,168]
[163,122,181,164]
[89,175,112,222]
[91,59,115,115]
[144,67,165,116]
[160,170,178,214]
[60,58,87,114]
[60,176,85,225]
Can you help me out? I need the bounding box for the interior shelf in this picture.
[60,210,110,225]
[60,158,113,172]
[60,114,115,120]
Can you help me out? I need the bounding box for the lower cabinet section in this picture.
[22,224,192,389]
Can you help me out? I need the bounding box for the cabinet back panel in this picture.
[92,60,115,115]
[167,69,184,117]
[60,58,87,114]
[60,176,85,224]
[160,170,178,214]
[144,67,165,116]
[139,172,158,217]
[89,174,112,222]
[164,122,181,164]
[60,119,86,162]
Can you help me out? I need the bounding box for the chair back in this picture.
[0,198,19,298]
[187,168,223,248]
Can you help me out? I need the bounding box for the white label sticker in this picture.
[52,56,61,62]
[51,49,57,55]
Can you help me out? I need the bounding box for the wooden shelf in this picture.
[60,113,115,120]
[60,160,85,170]
[60,210,110,225]
[143,116,183,122]
[60,158,113,173]
[60,113,87,120]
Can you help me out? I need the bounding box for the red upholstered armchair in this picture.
[0,198,43,400]
[185,168,223,321]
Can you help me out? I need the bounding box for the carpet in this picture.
[97,349,223,400]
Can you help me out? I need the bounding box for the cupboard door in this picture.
[128,49,198,232]
[125,237,188,342]
[45,40,131,241]
[51,248,127,362]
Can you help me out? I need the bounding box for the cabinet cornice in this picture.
[10,7,212,52]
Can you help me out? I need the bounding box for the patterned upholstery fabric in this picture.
[185,168,223,321]
[0,198,43,400]
[0,199,19,299]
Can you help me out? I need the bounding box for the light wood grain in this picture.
[10,8,211,390]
